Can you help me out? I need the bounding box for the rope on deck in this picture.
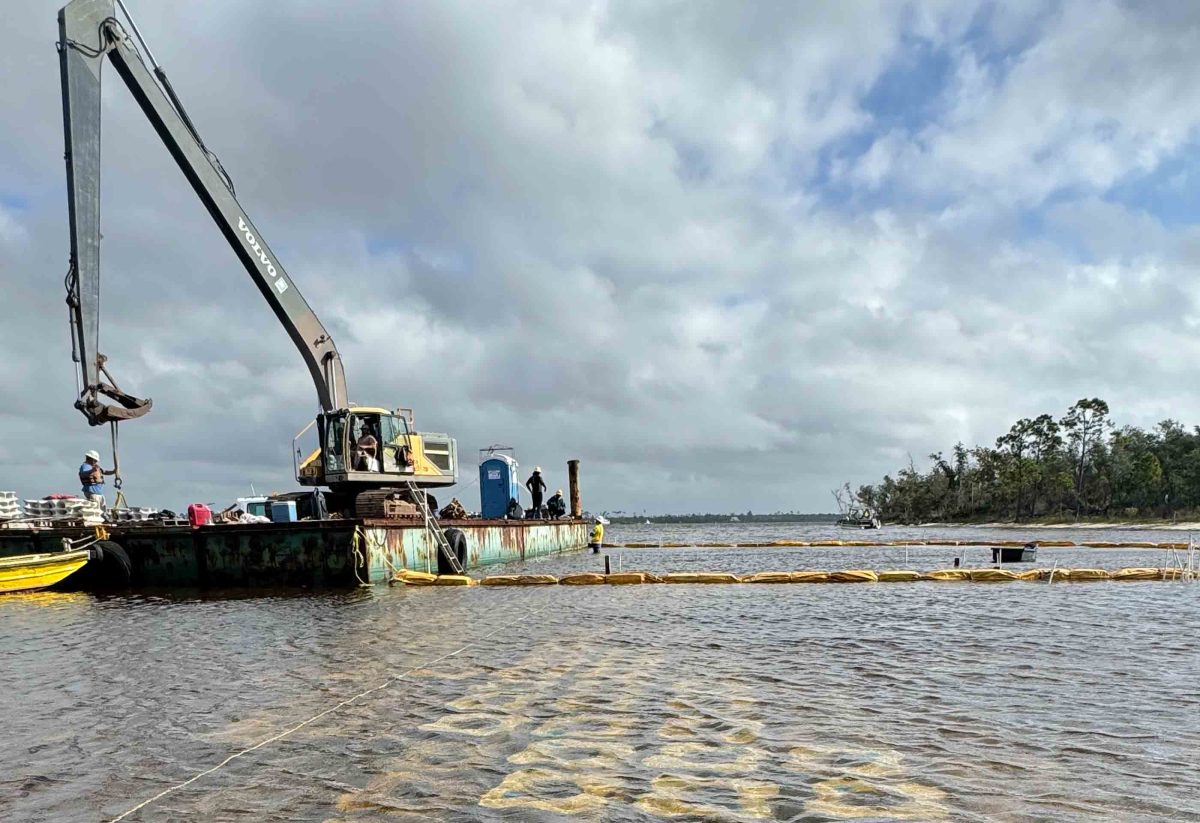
[106,601,551,822]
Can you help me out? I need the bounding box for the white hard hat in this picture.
[85,450,101,461]
[535,466,542,472]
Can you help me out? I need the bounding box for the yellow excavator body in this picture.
[297,406,457,491]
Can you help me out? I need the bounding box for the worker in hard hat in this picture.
[506,496,523,520]
[353,422,379,472]
[79,449,115,506]
[589,518,604,552]
[546,489,567,519]
[525,467,547,517]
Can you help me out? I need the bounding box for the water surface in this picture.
[2,523,1198,821]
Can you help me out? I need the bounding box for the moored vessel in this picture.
[0,519,587,590]
[0,550,92,594]
[836,508,882,529]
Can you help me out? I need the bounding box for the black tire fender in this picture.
[441,528,468,573]
[91,540,132,588]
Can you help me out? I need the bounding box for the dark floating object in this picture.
[992,542,1038,564]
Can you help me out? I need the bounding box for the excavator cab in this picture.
[296,407,457,492]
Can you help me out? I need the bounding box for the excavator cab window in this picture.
[348,413,382,472]
[322,414,347,473]
[379,414,412,474]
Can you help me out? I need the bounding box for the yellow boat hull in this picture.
[0,550,92,594]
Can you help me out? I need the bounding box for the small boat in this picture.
[0,550,92,594]
[836,508,882,529]
[991,543,1038,563]
[831,487,882,529]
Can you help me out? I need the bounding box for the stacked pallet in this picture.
[23,497,104,525]
[0,491,20,522]
[109,507,159,523]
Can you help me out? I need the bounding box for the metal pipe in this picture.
[115,0,160,68]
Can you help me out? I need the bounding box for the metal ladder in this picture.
[405,480,464,575]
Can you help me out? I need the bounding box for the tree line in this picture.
[853,399,1200,523]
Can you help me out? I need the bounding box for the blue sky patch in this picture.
[861,36,954,134]
[365,234,415,257]
[0,191,28,211]
[1106,148,1200,229]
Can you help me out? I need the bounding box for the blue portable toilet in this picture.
[479,453,520,519]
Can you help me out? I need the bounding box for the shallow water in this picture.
[605,520,1200,550]
[2,523,1199,821]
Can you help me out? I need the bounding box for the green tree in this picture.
[842,399,1200,523]
[1060,398,1111,517]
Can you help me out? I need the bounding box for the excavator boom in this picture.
[58,0,347,422]
[57,0,458,497]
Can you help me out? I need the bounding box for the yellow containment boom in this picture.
[386,567,1195,588]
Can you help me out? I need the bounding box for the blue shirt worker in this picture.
[79,449,114,505]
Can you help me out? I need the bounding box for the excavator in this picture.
[57,0,458,515]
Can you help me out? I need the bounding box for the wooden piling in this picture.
[568,459,581,518]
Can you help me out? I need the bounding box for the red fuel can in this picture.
[187,503,212,528]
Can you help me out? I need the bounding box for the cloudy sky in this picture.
[2,0,1199,515]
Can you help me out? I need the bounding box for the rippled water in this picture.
[605,520,1200,551]
[3,524,1199,821]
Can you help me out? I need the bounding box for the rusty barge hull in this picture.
[0,519,589,589]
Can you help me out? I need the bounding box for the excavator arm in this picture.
[58,0,348,424]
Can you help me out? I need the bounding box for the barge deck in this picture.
[0,518,589,589]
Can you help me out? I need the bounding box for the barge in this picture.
[0,518,589,589]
